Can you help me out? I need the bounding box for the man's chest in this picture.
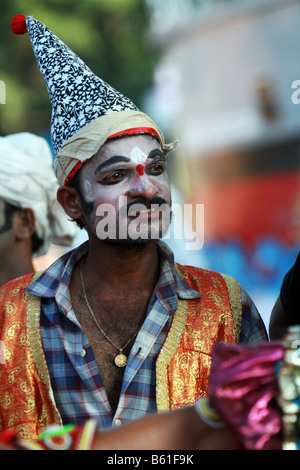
[40,291,173,425]
[72,294,151,413]
[84,326,128,413]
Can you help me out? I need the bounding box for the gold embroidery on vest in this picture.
[212,277,222,287]
[19,380,33,394]
[3,302,16,316]
[202,309,213,322]
[27,272,62,426]
[206,292,223,307]
[8,367,19,385]
[19,332,29,347]
[3,345,12,361]
[0,273,63,439]
[8,414,19,428]
[17,425,33,440]
[7,322,21,338]
[1,393,12,409]
[221,274,242,342]
[156,264,239,412]
[156,299,188,413]
[23,398,35,415]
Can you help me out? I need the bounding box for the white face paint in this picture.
[130,147,148,165]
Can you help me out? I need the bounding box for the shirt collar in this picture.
[157,240,201,300]
[26,240,201,301]
[26,241,89,298]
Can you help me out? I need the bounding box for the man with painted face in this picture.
[0,15,268,443]
[66,134,172,250]
[0,132,77,287]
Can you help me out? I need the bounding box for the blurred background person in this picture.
[0,132,77,287]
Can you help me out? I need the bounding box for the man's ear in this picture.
[57,185,84,223]
[14,208,36,240]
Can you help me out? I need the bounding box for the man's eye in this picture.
[102,172,124,184]
[147,163,165,175]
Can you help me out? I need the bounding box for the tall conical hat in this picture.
[11,14,165,185]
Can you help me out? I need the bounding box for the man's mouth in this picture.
[127,201,168,220]
[138,207,157,214]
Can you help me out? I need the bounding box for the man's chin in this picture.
[94,215,171,252]
[102,236,155,253]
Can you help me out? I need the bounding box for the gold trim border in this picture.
[221,273,242,342]
[27,272,62,425]
[156,299,188,413]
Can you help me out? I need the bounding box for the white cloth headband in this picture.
[0,132,77,256]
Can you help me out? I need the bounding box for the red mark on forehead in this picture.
[136,164,144,176]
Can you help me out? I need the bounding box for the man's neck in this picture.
[82,239,160,293]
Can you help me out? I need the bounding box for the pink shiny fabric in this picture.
[209,342,284,450]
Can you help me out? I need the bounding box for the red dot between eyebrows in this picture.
[136,164,144,176]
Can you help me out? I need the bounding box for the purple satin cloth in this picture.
[209,342,284,450]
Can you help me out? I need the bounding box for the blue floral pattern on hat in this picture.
[25,17,138,155]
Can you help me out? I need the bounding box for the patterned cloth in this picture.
[15,16,165,186]
[26,241,268,430]
[24,16,137,157]
[209,342,284,450]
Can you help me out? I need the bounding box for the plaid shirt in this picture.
[26,241,268,430]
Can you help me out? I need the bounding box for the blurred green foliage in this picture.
[0,0,159,137]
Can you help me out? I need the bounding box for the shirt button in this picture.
[114,419,122,427]
[80,349,86,357]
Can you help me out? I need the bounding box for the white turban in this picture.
[0,132,77,256]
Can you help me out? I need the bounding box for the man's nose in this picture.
[127,174,158,200]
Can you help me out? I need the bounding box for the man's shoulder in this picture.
[0,273,38,331]
[175,262,239,288]
[175,262,213,276]
[0,273,38,310]
[0,272,36,296]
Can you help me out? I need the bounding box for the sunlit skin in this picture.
[0,404,239,450]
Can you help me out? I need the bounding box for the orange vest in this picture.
[0,264,241,439]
